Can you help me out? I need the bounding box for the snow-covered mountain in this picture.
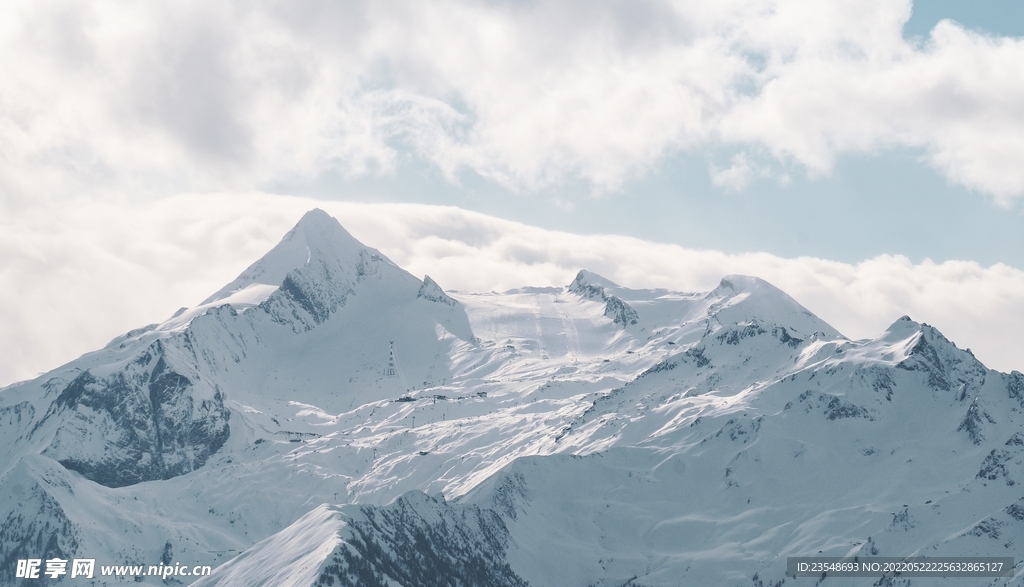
[2,209,1023,586]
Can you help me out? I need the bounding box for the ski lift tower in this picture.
[385,341,410,392]
[386,341,397,377]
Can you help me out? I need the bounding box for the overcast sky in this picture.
[1,0,1023,385]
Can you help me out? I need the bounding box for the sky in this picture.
[1,0,1023,385]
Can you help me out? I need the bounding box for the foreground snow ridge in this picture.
[2,209,1024,586]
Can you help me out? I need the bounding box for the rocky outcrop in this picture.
[195,492,529,587]
[40,342,229,488]
[417,275,458,306]
[568,270,638,327]
[316,493,527,587]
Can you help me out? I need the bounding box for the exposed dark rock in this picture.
[417,276,458,306]
[772,326,804,347]
[41,345,230,488]
[966,518,1002,539]
[897,326,987,397]
[686,346,711,368]
[604,296,639,326]
[978,449,1012,482]
[640,360,677,378]
[568,271,638,327]
[958,399,985,445]
[0,401,35,432]
[262,250,382,331]
[314,493,529,587]
[491,471,529,521]
[824,396,873,421]
[798,392,873,421]
[1006,500,1024,521]
[1008,371,1024,408]
[0,478,79,585]
[717,323,767,346]
[871,369,895,401]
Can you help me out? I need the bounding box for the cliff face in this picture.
[41,346,230,488]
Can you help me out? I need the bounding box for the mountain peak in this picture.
[870,316,931,348]
[883,315,921,334]
[200,209,371,306]
[294,207,335,227]
[712,274,773,295]
[286,208,354,244]
[567,270,638,326]
[568,270,620,298]
[708,274,844,339]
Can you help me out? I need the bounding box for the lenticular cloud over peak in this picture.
[2,196,1023,389]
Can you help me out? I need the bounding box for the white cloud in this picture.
[2,3,1023,384]
[709,153,772,191]
[2,194,1022,387]
[2,0,1024,201]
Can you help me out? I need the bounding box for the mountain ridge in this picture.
[2,209,1023,586]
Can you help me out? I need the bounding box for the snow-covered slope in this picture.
[191,492,527,587]
[2,209,1023,586]
[461,313,1024,586]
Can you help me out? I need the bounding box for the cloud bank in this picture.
[2,194,1021,387]
[2,0,1024,202]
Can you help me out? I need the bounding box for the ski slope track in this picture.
[2,209,1023,586]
